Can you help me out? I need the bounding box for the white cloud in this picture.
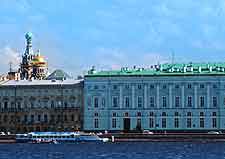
[0,46,20,73]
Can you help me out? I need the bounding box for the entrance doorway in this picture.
[123,118,130,132]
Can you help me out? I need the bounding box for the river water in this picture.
[0,142,224,159]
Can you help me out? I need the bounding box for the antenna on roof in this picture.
[9,61,13,72]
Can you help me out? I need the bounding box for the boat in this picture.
[16,132,109,143]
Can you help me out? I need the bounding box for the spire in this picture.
[9,61,12,72]
[25,32,33,56]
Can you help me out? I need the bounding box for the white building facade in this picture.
[84,64,225,132]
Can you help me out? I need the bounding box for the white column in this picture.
[194,85,197,108]
[156,84,159,108]
[207,84,210,108]
[132,85,135,109]
[169,84,172,109]
[181,85,185,108]
[144,84,147,109]
[119,85,123,109]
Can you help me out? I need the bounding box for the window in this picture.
[23,115,27,123]
[174,118,179,128]
[175,85,179,89]
[149,118,154,128]
[23,100,27,108]
[64,115,67,122]
[4,102,8,109]
[212,112,217,128]
[31,101,34,108]
[125,84,129,89]
[94,113,98,117]
[187,84,192,89]
[17,102,21,109]
[94,118,99,128]
[149,112,154,116]
[224,97,225,106]
[31,115,34,123]
[87,97,91,106]
[113,85,118,90]
[200,112,204,128]
[187,96,192,107]
[150,96,155,107]
[175,96,180,107]
[137,112,141,117]
[44,114,48,122]
[200,84,205,89]
[112,118,116,128]
[51,101,54,108]
[162,118,166,128]
[94,85,98,89]
[112,97,119,107]
[187,112,192,128]
[38,115,41,122]
[64,101,68,108]
[137,96,143,108]
[212,96,217,107]
[71,115,74,121]
[94,97,99,108]
[102,98,105,107]
[213,84,217,89]
[112,112,117,117]
[174,112,179,128]
[125,97,130,108]
[136,118,141,129]
[162,96,167,107]
[138,84,142,89]
[200,96,205,107]
[212,118,217,128]
[150,85,154,89]
[163,85,167,89]
[162,112,167,128]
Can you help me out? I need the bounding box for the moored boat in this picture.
[16,132,109,143]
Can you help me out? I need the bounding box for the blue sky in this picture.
[1,0,225,76]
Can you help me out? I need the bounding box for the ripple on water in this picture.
[0,142,224,159]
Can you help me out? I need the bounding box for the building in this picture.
[84,63,225,132]
[0,79,83,133]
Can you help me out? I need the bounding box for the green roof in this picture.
[85,63,225,77]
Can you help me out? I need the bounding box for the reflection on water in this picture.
[1,142,225,159]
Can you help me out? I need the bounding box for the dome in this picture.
[25,32,32,40]
[31,55,47,66]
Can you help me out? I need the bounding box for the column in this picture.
[132,85,135,109]
[169,84,172,109]
[207,84,210,108]
[194,84,197,108]
[144,84,147,109]
[181,85,185,108]
[119,85,123,109]
[156,84,159,108]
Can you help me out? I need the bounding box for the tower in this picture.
[19,32,48,80]
[20,32,34,80]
